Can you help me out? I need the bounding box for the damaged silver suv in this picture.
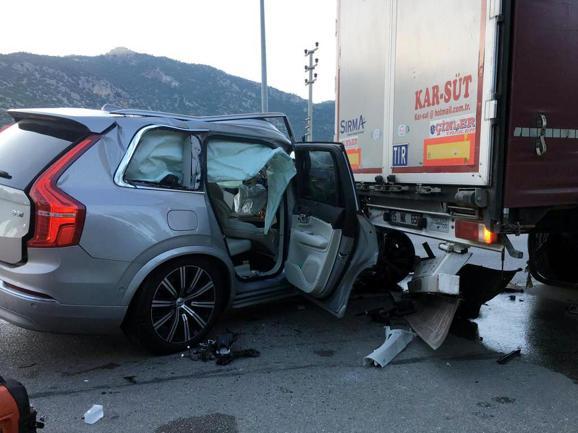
[0,107,377,353]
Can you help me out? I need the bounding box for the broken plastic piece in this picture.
[497,349,522,365]
[83,404,103,425]
[364,326,415,368]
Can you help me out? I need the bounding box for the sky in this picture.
[0,0,337,102]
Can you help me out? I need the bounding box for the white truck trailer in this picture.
[336,0,578,333]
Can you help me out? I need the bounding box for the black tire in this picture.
[376,229,416,286]
[359,229,416,292]
[528,232,578,287]
[126,257,226,354]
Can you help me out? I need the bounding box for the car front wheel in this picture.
[127,257,225,354]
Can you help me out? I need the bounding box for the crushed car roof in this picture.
[7,107,295,146]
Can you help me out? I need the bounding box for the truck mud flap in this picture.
[456,264,519,319]
[406,295,460,350]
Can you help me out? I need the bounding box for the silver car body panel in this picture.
[0,246,129,333]
[0,247,130,305]
[0,284,126,334]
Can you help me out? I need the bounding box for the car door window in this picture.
[300,150,341,206]
[124,128,201,190]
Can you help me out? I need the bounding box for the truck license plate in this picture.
[388,211,425,229]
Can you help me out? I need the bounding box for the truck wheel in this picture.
[126,257,226,354]
[375,229,416,287]
[528,232,578,287]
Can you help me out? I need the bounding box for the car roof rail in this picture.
[101,106,295,142]
[102,106,201,122]
[200,113,295,142]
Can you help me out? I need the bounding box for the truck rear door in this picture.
[503,0,578,208]
[336,0,502,187]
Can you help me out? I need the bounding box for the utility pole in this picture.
[260,0,269,113]
[304,42,319,141]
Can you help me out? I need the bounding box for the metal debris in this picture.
[359,298,416,324]
[187,332,260,366]
[497,349,522,365]
[364,326,415,368]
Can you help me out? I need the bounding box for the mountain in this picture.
[0,48,335,140]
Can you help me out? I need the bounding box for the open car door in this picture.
[285,143,378,317]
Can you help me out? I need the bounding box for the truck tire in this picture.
[375,229,416,287]
[126,257,226,354]
[528,232,578,288]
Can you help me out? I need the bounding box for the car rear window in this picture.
[0,120,88,190]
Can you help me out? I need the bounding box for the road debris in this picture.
[406,295,460,350]
[497,349,522,365]
[83,404,103,425]
[358,298,416,324]
[568,305,578,316]
[525,267,534,289]
[123,376,137,384]
[364,326,415,368]
[187,332,260,366]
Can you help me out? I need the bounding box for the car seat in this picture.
[207,183,277,255]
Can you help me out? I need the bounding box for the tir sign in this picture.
[392,144,408,167]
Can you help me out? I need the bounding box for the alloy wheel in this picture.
[150,265,216,344]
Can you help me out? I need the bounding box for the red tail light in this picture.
[28,135,101,248]
[455,219,498,245]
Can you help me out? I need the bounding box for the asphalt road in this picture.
[1,235,577,433]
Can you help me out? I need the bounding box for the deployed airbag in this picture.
[207,140,296,234]
[125,129,187,184]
